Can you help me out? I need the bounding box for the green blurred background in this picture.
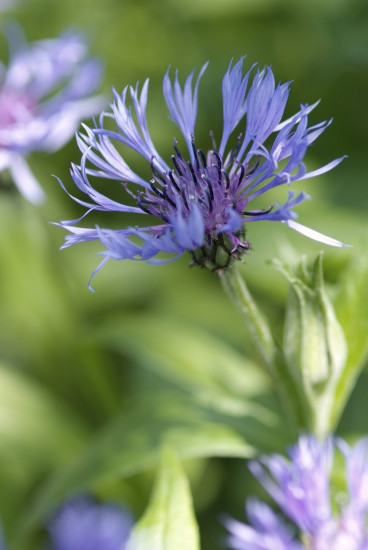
[1,0,368,548]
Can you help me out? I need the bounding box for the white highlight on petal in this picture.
[283,219,349,247]
[9,154,45,204]
[44,95,108,152]
[299,156,347,181]
[274,100,320,132]
[0,151,11,171]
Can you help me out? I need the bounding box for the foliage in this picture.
[1,1,368,549]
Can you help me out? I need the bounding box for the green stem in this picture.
[220,264,276,368]
[219,264,307,431]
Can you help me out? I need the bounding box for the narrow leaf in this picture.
[332,251,368,425]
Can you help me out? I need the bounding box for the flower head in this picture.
[0,496,133,550]
[48,496,134,550]
[57,58,345,285]
[225,435,368,550]
[0,24,104,203]
[0,0,15,12]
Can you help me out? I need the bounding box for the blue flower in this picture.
[225,435,368,550]
[57,58,345,284]
[0,24,104,203]
[0,0,15,12]
[0,496,134,550]
[47,496,134,550]
[0,526,6,550]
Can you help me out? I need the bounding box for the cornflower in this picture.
[57,58,345,285]
[0,24,104,203]
[0,496,134,549]
[225,435,368,550]
[0,0,15,12]
[48,496,134,550]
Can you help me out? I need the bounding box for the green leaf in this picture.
[126,449,199,550]
[0,362,91,542]
[16,389,285,546]
[0,362,89,468]
[332,249,368,425]
[98,313,269,416]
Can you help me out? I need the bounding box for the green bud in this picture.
[274,254,347,436]
[190,230,249,272]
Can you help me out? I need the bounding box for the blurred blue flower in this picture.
[0,496,133,549]
[225,435,368,549]
[0,526,6,550]
[0,24,104,203]
[48,496,134,550]
[58,58,345,283]
[0,0,15,12]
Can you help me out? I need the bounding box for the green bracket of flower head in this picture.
[126,448,200,550]
[273,253,347,438]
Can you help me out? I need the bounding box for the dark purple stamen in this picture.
[198,149,207,168]
[229,133,243,163]
[150,180,165,198]
[191,140,201,170]
[212,150,222,169]
[188,161,198,185]
[171,154,184,177]
[162,186,176,207]
[173,139,185,160]
[206,188,213,212]
[222,169,231,189]
[243,205,273,216]
[138,202,151,215]
[180,185,189,209]
[151,157,166,183]
[236,164,245,187]
[202,175,214,201]
[168,170,181,193]
[246,160,260,177]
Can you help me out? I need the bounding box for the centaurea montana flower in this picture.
[57,58,345,285]
[0,0,15,12]
[0,24,104,203]
[0,496,134,549]
[48,496,134,550]
[225,435,368,550]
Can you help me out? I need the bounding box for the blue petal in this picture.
[219,57,255,156]
[170,205,205,250]
[217,208,243,233]
[163,62,208,160]
[109,84,169,172]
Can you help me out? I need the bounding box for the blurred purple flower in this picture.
[48,496,134,550]
[57,58,345,285]
[225,435,368,550]
[0,24,105,203]
[0,527,6,550]
[0,0,16,12]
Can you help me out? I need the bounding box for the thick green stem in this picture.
[220,264,276,369]
[219,264,308,431]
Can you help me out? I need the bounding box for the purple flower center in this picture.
[137,139,265,244]
[0,90,36,130]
